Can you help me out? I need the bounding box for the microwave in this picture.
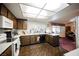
[0,16,13,28]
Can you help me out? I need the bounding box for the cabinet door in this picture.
[30,36,36,44]
[45,35,50,43]
[13,19,17,29]
[30,35,39,44]
[7,11,12,20]
[35,35,40,43]
[1,46,12,56]
[23,21,27,29]
[0,5,7,17]
[20,36,30,46]
[49,36,53,45]
[17,20,23,29]
[12,16,17,29]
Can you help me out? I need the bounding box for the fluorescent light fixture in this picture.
[23,13,37,18]
[24,0,46,8]
[44,3,69,11]
[69,18,75,22]
[39,10,56,16]
[39,10,48,16]
[20,3,69,20]
[37,15,48,19]
[54,3,69,12]
[20,4,41,14]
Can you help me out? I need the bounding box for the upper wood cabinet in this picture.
[0,4,7,17]
[23,21,27,29]
[7,11,13,20]
[17,19,27,29]
[10,13,17,29]
[17,20,23,29]
[0,4,17,29]
[0,4,27,29]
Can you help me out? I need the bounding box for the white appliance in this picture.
[0,33,6,42]
[12,35,20,56]
[0,16,13,28]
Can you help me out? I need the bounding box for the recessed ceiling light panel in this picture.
[20,4,41,14]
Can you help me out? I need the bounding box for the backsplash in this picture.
[0,29,4,33]
[17,21,48,35]
[26,21,47,33]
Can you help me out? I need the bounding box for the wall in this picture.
[17,21,47,35]
[75,16,79,48]
[26,21,47,33]
[65,18,76,33]
[60,26,65,37]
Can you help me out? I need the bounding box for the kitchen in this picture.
[0,3,79,56]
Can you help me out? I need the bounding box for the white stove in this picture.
[0,33,6,42]
[12,35,20,56]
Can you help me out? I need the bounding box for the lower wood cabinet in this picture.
[45,35,60,47]
[20,35,40,46]
[30,35,39,44]
[1,45,12,56]
[45,35,52,43]
[20,36,30,46]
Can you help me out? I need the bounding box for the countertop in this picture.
[0,41,13,55]
[19,33,59,36]
[64,48,79,56]
[0,35,20,55]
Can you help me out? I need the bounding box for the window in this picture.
[52,26,60,34]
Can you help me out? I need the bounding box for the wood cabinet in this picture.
[8,11,17,29]
[0,4,17,29]
[17,20,23,29]
[30,35,39,44]
[17,19,27,29]
[7,11,12,20]
[20,35,40,46]
[20,36,30,46]
[23,21,27,29]
[45,35,60,47]
[45,35,51,43]
[0,4,27,29]
[12,17,17,29]
[0,4,7,17]
[1,46,12,56]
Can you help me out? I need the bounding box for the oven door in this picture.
[12,38,20,56]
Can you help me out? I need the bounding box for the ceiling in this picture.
[19,3,68,20]
[4,3,79,24]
